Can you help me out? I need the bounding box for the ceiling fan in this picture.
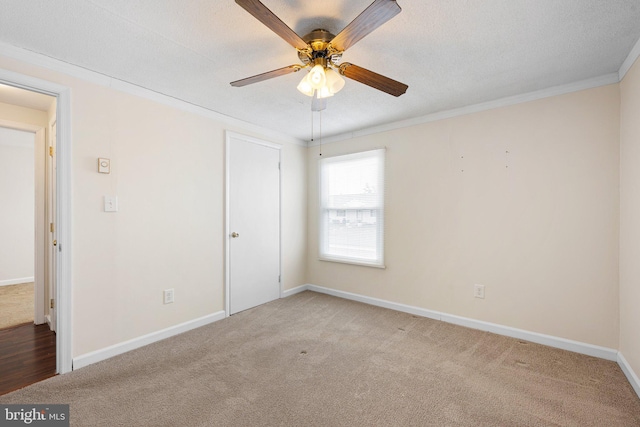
[230,0,408,107]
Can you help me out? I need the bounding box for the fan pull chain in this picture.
[319,110,322,157]
[310,109,314,144]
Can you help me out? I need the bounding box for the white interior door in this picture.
[227,133,280,315]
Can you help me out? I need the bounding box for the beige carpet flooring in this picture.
[0,282,34,330]
[1,291,639,426]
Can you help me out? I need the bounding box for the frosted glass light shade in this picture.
[325,68,345,94]
[308,65,326,89]
[317,85,334,99]
[296,74,314,96]
[297,66,346,98]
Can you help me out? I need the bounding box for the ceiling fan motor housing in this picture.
[298,29,342,66]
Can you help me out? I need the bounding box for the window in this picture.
[319,149,385,267]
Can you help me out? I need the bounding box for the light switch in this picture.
[104,195,118,212]
[98,158,110,174]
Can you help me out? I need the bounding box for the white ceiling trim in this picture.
[0,42,307,147]
[313,72,620,146]
[0,60,65,98]
[619,36,640,81]
[1,36,634,149]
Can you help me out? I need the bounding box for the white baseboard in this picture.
[0,277,34,287]
[73,310,226,370]
[618,352,640,399]
[440,312,617,361]
[306,284,442,321]
[282,284,310,298]
[303,284,618,361]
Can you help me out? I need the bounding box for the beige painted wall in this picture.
[308,85,620,348]
[0,56,308,357]
[0,50,627,365]
[282,143,308,290]
[0,101,48,128]
[620,57,640,377]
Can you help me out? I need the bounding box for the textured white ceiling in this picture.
[1,1,639,141]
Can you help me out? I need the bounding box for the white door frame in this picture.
[224,131,282,317]
[0,68,73,374]
[47,119,57,332]
[34,127,46,326]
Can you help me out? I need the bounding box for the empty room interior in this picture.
[1,1,640,425]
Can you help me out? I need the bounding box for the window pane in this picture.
[319,149,385,267]
[321,150,384,210]
[326,209,379,261]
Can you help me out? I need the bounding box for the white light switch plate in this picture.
[164,289,174,304]
[104,195,118,212]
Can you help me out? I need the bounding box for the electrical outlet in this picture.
[163,289,174,304]
[474,284,485,299]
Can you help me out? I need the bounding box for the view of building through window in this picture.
[319,149,385,267]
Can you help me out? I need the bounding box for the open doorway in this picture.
[0,83,58,394]
[0,126,38,329]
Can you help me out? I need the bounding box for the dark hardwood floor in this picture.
[0,322,56,396]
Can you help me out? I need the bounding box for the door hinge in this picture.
[49,146,54,157]
[278,162,281,170]
[50,223,54,233]
[50,299,55,309]
[278,275,281,283]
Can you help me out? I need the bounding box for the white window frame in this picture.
[319,149,385,268]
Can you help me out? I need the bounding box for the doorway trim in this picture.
[0,68,73,374]
[224,131,282,317]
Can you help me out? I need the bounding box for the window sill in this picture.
[319,257,386,269]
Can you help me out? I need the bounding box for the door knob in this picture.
[231,232,240,238]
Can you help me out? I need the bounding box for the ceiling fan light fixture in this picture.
[308,64,327,89]
[325,68,345,94]
[298,66,345,98]
[316,85,334,99]
[297,74,315,96]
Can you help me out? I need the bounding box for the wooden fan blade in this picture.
[235,0,308,50]
[330,0,401,52]
[230,65,302,87]
[339,63,408,97]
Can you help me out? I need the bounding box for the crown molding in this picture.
[619,36,640,81]
[313,72,620,146]
[0,42,307,147]
[1,39,634,149]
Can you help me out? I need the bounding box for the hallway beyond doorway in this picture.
[0,323,56,395]
[0,282,34,330]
